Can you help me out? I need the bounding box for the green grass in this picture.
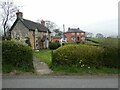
[86,37,118,47]
[52,65,118,75]
[3,64,35,75]
[34,49,52,66]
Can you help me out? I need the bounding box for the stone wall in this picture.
[11,20,29,40]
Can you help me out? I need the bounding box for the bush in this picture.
[2,40,34,73]
[52,43,119,68]
[52,44,104,68]
[49,42,61,50]
[76,41,80,44]
[102,46,118,68]
[98,38,118,68]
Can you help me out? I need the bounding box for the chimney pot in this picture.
[41,20,45,26]
[16,11,23,19]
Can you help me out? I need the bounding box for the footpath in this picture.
[33,57,52,75]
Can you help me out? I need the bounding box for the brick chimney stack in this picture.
[16,10,23,19]
[41,20,45,26]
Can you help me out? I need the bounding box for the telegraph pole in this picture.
[63,24,65,40]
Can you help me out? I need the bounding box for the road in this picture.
[2,75,118,88]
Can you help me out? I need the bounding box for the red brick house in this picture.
[65,27,85,43]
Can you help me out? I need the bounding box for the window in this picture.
[35,37,39,49]
[81,33,84,36]
[77,33,79,35]
[71,36,75,40]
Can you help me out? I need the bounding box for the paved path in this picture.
[33,57,52,75]
[2,75,118,88]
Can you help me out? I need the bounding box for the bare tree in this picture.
[86,32,93,38]
[96,33,104,38]
[37,20,58,32]
[53,29,63,36]
[45,20,57,31]
[0,0,17,39]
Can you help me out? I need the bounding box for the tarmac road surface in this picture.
[2,75,118,88]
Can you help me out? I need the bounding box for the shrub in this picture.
[2,40,34,73]
[76,41,80,44]
[102,46,118,68]
[49,42,61,50]
[98,38,118,68]
[52,44,104,68]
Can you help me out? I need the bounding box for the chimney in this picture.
[41,20,45,26]
[78,27,80,30]
[16,10,23,19]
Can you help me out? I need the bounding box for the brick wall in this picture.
[65,32,85,43]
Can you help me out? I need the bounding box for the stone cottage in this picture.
[65,27,85,43]
[9,11,51,50]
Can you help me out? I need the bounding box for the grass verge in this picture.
[51,65,118,75]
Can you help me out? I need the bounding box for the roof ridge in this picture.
[23,19,40,25]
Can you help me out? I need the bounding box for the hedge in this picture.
[49,42,61,50]
[102,46,118,68]
[52,44,104,68]
[52,44,118,68]
[2,40,34,73]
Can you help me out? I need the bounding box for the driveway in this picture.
[2,75,118,88]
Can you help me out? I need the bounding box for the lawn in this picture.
[34,49,52,66]
[34,49,118,75]
[86,37,118,47]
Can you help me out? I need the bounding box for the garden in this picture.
[2,37,119,75]
[34,38,119,75]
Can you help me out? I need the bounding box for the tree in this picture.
[53,29,63,36]
[86,32,93,37]
[37,20,58,32]
[0,0,17,39]
[96,33,104,38]
[45,20,57,31]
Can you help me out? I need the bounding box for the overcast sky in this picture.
[9,0,120,36]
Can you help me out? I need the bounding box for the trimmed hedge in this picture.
[102,46,118,68]
[49,42,61,50]
[2,40,34,73]
[52,44,118,68]
[52,44,104,68]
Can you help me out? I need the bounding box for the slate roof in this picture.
[66,28,85,33]
[10,17,51,33]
